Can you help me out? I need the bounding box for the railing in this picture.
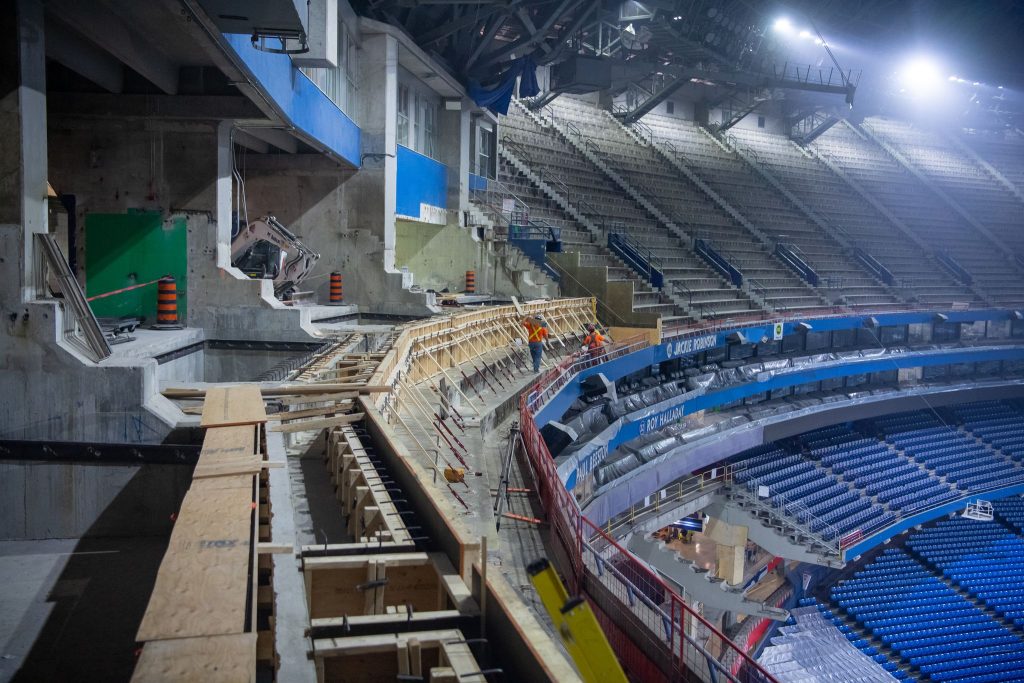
[598,468,733,539]
[935,250,974,285]
[695,238,743,286]
[853,249,896,286]
[774,243,819,286]
[36,233,113,362]
[608,232,665,289]
[747,278,769,301]
[525,334,650,414]
[728,473,841,557]
[519,354,779,682]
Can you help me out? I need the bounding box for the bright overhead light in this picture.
[813,37,824,45]
[798,29,812,39]
[899,57,944,91]
[773,17,793,33]
[948,75,958,81]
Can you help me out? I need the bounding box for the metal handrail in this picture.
[729,473,841,556]
[609,231,666,288]
[597,467,733,539]
[37,233,112,362]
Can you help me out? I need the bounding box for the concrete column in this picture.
[0,0,48,304]
[705,516,748,586]
[438,98,471,217]
[349,33,398,271]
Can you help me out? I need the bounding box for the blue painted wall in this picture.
[469,173,487,191]
[396,145,447,220]
[223,34,360,167]
[534,308,1018,426]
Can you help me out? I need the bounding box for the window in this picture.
[421,98,436,158]
[666,100,675,114]
[757,115,766,128]
[398,79,441,159]
[299,20,357,115]
[397,85,410,147]
[475,122,495,178]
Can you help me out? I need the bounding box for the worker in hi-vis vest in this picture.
[522,315,549,372]
[583,324,607,365]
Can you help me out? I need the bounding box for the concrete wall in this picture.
[0,461,192,540]
[550,251,659,327]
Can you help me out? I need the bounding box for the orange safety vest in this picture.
[524,321,548,343]
[584,332,605,350]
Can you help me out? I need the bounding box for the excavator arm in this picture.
[230,215,320,299]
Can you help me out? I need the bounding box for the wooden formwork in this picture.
[312,629,482,683]
[369,298,596,403]
[327,426,413,545]
[302,551,476,624]
[132,385,280,683]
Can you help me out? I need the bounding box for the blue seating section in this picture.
[732,402,1024,550]
[872,410,1024,493]
[952,401,1024,463]
[993,496,1024,534]
[830,548,1024,682]
[734,442,892,540]
[803,424,957,514]
[908,517,1024,630]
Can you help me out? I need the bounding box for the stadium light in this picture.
[900,57,943,87]
[773,17,793,34]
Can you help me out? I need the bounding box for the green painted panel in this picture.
[85,212,187,321]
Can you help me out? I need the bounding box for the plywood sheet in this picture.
[199,425,256,461]
[132,632,257,683]
[201,385,267,427]
[136,485,254,641]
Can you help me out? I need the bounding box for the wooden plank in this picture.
[164,384,391,399]
[200,385,267,427]
[131,633,257,683]
[310,610,462,630]
[276,392,358,406]
[266,403,353,421]
[303,552,428,571]
[189,473,255,492]
[136,485,254,641]
[312,629,463,656]
[193,456,264,479]
[269,413,364,434]
[199,425,255,461]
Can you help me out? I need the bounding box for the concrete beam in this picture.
[233,129,271,154]
[44,15,124,93]
[46,92,263,120]
[242,153,356,177]
[47,0,180,94]
[243,127,299,154]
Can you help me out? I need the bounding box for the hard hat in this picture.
[587,324,595,332]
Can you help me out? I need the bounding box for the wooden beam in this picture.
[200,385,268,427]
[269,413,365,433]
[266,403,353,421]
[164,384,391,399]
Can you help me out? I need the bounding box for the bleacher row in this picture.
[732,401,1024,543]
[486,95,1024,323]
[821,509,1024,682]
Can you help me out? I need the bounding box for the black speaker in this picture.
[580,374,609,399]
[540,422,577,458]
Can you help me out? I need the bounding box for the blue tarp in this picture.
[467,56,539,115]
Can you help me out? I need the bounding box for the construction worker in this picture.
[522,315,548,372]
[583,324,607,365]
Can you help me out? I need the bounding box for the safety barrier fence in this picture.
[519,336,778,682]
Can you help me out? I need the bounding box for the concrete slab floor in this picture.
[0,536,167,683]
[285,431,353,548]
[103,327,204,361]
